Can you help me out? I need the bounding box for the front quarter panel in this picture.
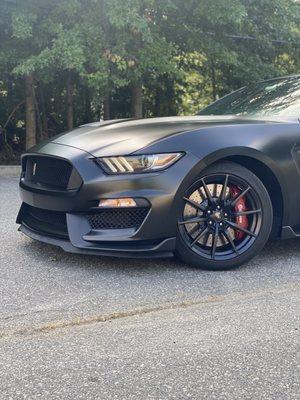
[140,122,300,234]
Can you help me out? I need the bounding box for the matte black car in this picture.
[17,75,300,269]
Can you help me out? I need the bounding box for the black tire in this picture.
[175,161,273,270]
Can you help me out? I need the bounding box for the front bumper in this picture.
[17,142,200,257]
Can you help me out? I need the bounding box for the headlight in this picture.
[96,153,183,174]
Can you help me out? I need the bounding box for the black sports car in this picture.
[17,75,300,269]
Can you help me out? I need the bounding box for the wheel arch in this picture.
[213,155,284,238]
[175,147,288,239]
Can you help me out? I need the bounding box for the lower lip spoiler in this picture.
[18,224,176,259]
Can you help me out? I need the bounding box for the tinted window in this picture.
[199,77,300,117]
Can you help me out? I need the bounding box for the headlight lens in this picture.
[96,153,183,174]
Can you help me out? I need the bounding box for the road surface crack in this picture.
[0,283,298,340]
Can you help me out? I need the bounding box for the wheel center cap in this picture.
[212,211,222,222]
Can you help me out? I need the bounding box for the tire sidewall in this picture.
[175,162,273,270]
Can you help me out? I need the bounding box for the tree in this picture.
[96,0,178,117]
[168,0,300,99]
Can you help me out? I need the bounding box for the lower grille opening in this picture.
[86,208,149,230]
[22,205,68,239]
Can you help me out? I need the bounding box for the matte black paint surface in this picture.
[17,113,300,257]
[50,116,280,156]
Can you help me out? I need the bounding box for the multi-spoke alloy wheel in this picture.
[176,162,273,270]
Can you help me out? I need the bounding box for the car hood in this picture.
[50,115,284,157]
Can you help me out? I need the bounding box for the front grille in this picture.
[86,208,149,230]
[24,156,73,190]
[22,205,68,238]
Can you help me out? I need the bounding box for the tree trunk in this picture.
[103,92,111,120]
[35,95,43,142]
[39,85,48,139]
[66,71,74,131]
[131,84,143,118]
[25,74,36,150]
[84,87,92,124]
[165,78,176,116]
[211,59,217,101]
[154,85,162,117]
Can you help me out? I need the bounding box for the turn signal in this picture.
[98,198,137,208]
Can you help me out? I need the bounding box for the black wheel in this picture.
[175,162,273,270]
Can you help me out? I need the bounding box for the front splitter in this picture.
[19,224,176,259]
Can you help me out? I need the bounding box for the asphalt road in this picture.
[0,176,299,399]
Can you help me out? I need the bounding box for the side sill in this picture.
[281,226,300,239]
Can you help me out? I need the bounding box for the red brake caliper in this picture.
[229,186,248,240]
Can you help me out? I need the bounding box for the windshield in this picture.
[199,76,300,117]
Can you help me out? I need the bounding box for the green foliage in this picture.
[12,12,36,39]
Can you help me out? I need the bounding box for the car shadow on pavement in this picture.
[19,235,300,274]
